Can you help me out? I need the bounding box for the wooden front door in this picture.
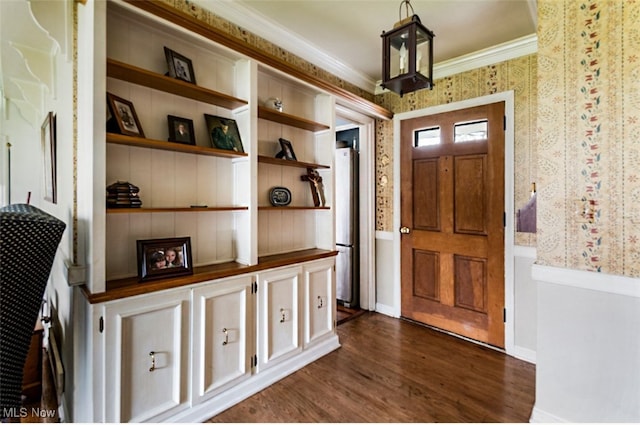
[400,102,505,348]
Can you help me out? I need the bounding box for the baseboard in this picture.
[512,345,536,364]
[169,335,340,423]
[530,405,570,423]
[375,302,398,318]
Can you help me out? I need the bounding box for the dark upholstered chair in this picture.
[0,204,65,415]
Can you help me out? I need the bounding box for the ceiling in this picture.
[195,0,537,92]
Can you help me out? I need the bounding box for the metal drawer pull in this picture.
[280,308,286,323]
[149,351,156,372]
[317,296,323,309]
[222,328,229,346]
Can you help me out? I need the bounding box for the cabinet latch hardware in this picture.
[149,351,156,372]
[99,316,104,333]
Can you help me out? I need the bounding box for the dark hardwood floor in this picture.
[209,312,536,423]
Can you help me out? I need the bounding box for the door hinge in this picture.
[99,316,104,333]
[503,212,506,227]
[503,308,506,323]
[503,115,507,130]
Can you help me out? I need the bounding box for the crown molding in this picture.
[375,34,538,95]
[194,0,378,93]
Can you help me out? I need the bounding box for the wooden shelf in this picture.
[107,58,248,110]
[106,132,248,158]
[258,206,330,211]
[85,249,338,303]
[257,155,330,169]
[107,206,248,213]
[258,106,330,132]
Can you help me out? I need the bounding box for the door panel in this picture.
[401,102,505,348]
[413,250,439,301]
[191,276,252,403]
[413,159,440,230]
[454,155,487,235]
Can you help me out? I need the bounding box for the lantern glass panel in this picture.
[389,29,410,79]
[416,27,431,77]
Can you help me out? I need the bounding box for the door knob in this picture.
[400,226,411,234]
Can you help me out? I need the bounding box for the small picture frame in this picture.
[164,47,196,84]
[41,111,57,204]
[167,115,195,145]
[136,237,193,282]
[276,138,297,161]
[106,92,145,138]
[204,114,244,152]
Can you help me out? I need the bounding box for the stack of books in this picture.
[106,181,142,208]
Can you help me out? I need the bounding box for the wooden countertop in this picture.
[81,248,337,304]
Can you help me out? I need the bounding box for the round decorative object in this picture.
[269,187,291,206]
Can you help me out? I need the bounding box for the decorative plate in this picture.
[269,187,292,206]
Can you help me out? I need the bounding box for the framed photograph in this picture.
[277,137,297,161]
[136,237,193,282]
[164,47,196,84]
[41,111,57,203]
[167,115,195,145]
[106,92,145,138]
[204,114,244,152]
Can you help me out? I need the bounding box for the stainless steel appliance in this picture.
[335,147,359,307]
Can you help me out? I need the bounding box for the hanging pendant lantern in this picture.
[380,0,435,96]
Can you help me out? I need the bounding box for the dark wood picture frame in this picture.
[204,114,244,152]
[167,115,196,145]
[277,137,297,161]
[107,92,145,138]
[164,46,196,84]
[41,111,57,203]
[136,237,193,282]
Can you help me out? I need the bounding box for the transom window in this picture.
[414,126,441,147]
[454,119,488,143]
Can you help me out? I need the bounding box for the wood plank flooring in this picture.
[209,312,536,423]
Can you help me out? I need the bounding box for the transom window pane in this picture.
[415,126,441,147]
[454,120,488,143]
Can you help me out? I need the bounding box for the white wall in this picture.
[531,265,640,422]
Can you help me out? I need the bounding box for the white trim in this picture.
[335,104,377,311]
[512,345,536,364]
[514,245,537,259]
[530,406,570,423]
[376,35,537,95]
[375,230,394,241]
[392,91,517,355]
[433,34,537,80]
[203,0,376,92]
[375,302,399,318]
[532,264,640,299]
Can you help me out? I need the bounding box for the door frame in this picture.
[392,91,516,354]
[336,104,376,311]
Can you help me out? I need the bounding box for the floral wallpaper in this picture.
[375,55,538,248]
[537,0,640,276]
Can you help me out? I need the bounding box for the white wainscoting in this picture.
[531,265,640,423]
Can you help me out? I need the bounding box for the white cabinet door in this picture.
[257,266,302,371]
[104,289,190,423]
[303,258,336,347]
[191,275,253,404]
